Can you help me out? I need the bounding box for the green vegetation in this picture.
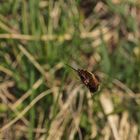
[0,0,140,140]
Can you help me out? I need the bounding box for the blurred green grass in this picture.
[0,0,140,140]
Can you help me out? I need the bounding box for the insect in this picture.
[66,64,100,93]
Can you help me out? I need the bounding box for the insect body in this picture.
[66,64,100,93]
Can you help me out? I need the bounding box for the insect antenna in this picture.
[65,64,78,72]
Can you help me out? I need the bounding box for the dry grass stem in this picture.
[0,90,51,133]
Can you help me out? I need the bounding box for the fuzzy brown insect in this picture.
[67,64,100,93]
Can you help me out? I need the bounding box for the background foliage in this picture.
[0,0,140,140]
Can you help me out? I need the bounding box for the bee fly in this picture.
[66,64,100,93]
